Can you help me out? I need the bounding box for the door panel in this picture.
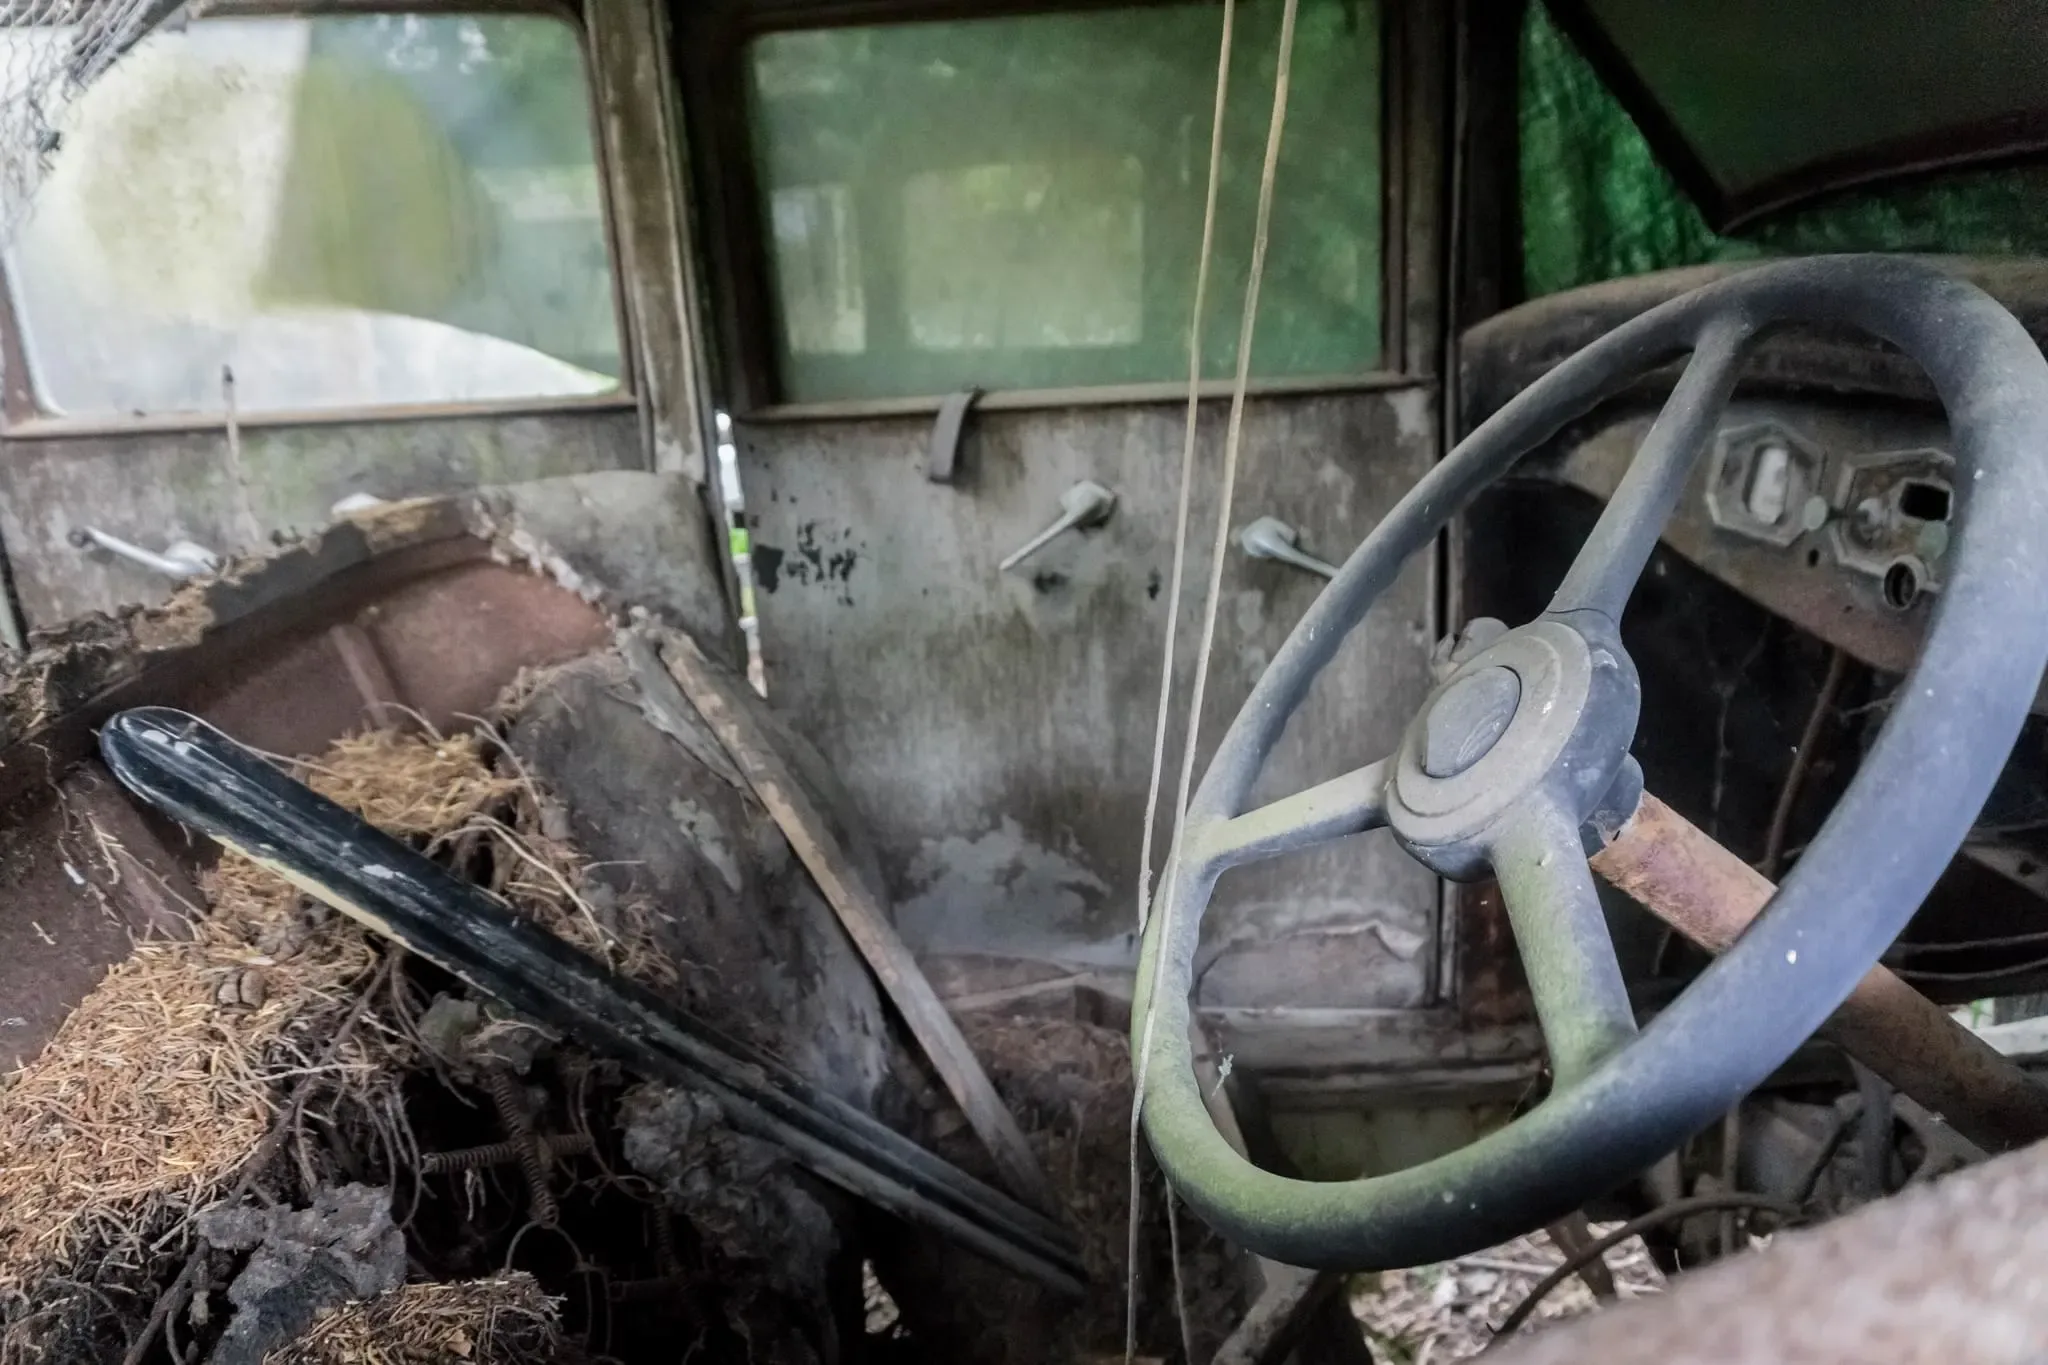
[0,409,640,626]
[741,387,1439,1010]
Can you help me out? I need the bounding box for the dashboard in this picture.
[1459,258,2048,1000]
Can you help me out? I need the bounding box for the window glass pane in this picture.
[4,13,621,417]
[747,0,1382,404]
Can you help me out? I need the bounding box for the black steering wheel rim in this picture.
[1133,255,2048,1270]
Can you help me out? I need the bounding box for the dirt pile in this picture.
[872,1010,1240,1364]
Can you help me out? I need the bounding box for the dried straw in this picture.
[0,721,679,1364]
[0,730,515,1332]
[294,730,519,839]
[304,725,672,983]
[264,1275,560,1364]
[0,857,382,1307]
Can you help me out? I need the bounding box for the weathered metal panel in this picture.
[0,408,641,625]
[588,0,712,482]
[741,389,1440,1010]
[1541,396,1952,684]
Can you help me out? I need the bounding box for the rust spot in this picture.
[1457,880,1532,1029]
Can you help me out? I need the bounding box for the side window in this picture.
[745,0,1383,405]
[3,13,623,419]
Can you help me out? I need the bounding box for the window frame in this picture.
[683,0,1428,419]
[0,0,640,438]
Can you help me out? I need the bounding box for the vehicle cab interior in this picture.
[6,0,2048,1361]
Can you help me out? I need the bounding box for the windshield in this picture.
[1520,2,2048,299]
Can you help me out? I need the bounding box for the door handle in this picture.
[1000,480,1117,573]
[1238,516,1337,579]
[69,525,222,579]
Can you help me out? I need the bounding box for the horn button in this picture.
[1387,617,1640,879]
[1421,666,1521,777]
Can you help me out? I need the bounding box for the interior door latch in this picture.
[999,480,1117,572]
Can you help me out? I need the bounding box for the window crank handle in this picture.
[68,525,222,580]
[999,480,1117,573]
[1238,515,1337,579]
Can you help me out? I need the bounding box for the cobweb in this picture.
[0,0,179,237]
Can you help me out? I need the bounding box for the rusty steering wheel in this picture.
[1133,256,2048,1269]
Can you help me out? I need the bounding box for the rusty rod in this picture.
[1589,791,2048,1153]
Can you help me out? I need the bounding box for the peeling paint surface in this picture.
[1390,385,1433,444]
[899,816,1112,957]
[670,796,742,893]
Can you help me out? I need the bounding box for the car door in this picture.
[684,0,1449,1030]
[0,0,717,643]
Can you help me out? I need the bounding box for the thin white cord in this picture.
[1136,0,1235,939]
[1126,0,1300,1357]
[1126,4,1232,1353]
[1167,1187,1198,1364]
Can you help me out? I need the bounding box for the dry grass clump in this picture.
[294,723,672,984]
[0,722,671,1360]
[466,792,674,988]
[0,724,672,1292]
[265,1276,560,1365]
[0,846,384,1307]
[0,730,521,1336]
[1351,1225,1665,1361]
[297,730,518,838]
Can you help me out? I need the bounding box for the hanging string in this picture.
[1125,1,1235,1349]
[1125,0,1300,1356]
[1136,0,1236,943]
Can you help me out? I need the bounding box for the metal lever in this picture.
[1000,480,1116,573]
[69,526,222,580]
[1238,516,1337,579]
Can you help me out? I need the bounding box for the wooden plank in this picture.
[1591,792,2048,1152]
[1211,1265,1346,1365]
[618,632,747,791]
[657,629,1057,1212]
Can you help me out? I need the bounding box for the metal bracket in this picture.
[927,388,983,484]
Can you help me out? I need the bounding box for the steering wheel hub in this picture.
[1420,666,1519,777]
[1387,618,1638,877]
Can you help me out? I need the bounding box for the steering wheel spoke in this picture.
[1488,799,1637,1090]
[1188,758,1392,876]
[1548,316,1753,621]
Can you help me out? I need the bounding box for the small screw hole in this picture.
[1805,547,1822,568]
[1882,559,1922,611]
